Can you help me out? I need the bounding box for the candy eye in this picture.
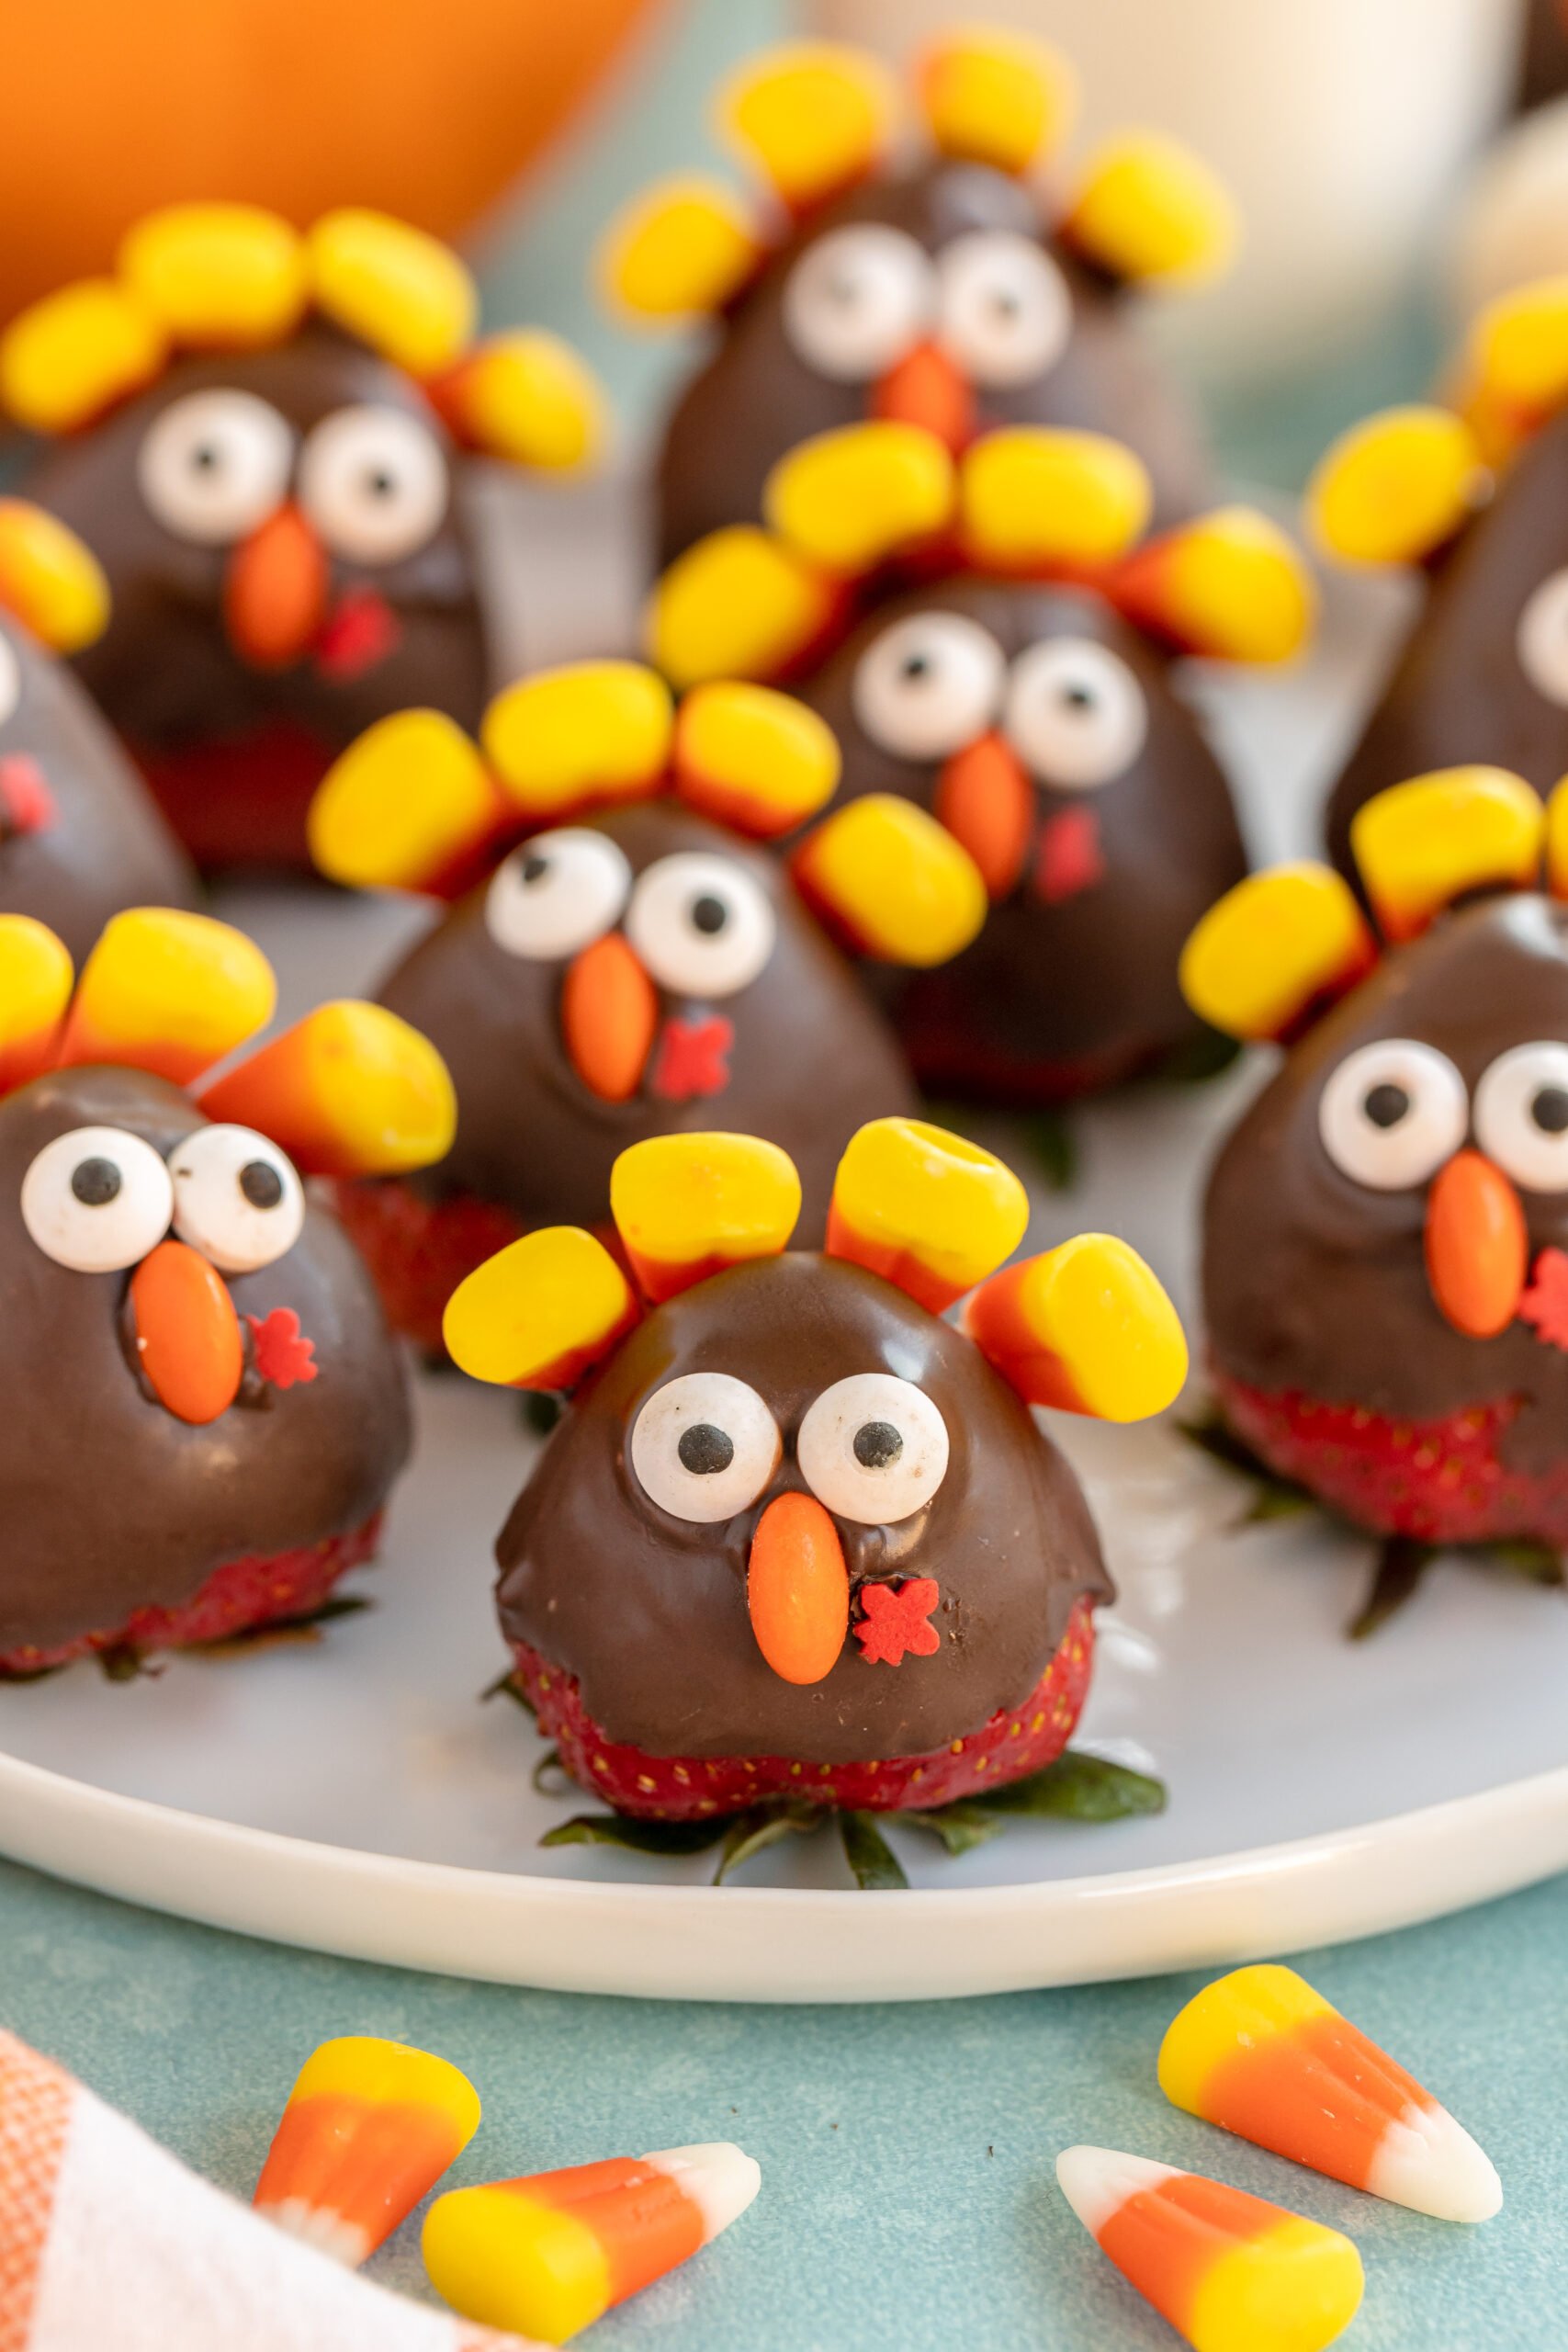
[169,1124,305,1272]
[298,404,449,566]
[936,232,1072,389]
[138,389,294,545]
[1517,567,1568,707]
[1318,1039,1468,1191]
[20,1125,174,1272]
[1002,638,1147,789]
[796,1373,950,1525]
[782,224,935,381]
[485,830,632,962]
[0,634,20,729]
[630,1372,782,1522]
[625,853,775,999]
[1473,1040,1568,1192]
[852,612,1005,761]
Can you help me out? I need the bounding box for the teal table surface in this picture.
[1,1852,1562,2352]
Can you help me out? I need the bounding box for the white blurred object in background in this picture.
[807,0,1523,381]
[1450,91,1568,318]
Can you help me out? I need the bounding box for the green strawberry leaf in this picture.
[97,1645,161,1682]
[839,1812,909,1889]
[1020,1109,1077,1193]
[531,1746,574,1797]
[713,1803,821,1884]
[1491,1540,1567,1589]
[539,1813,735,1857]
[895,1802,1003,1856]
[1348,1535,1435,1640]
[479,1670,536,1715]
[979,1749,1167,1821]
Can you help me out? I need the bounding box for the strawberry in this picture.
[1213,1371,1568,1549]
[0,1513,383,1676]
[512,1597,1096,1820]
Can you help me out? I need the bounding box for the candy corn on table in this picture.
[0,1851,1560,2349]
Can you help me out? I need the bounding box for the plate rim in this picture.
[3,1742,1565,2001]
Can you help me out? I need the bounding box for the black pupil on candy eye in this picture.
[521,854,549,885]
[1363,1083,1410,1129]
[691,895,728,935]
[1531,1086,1568,1135]
[240,1160,284,1209]
[191,444,220,473]
[679,1423,734,1476]
[365,469,396,499]
[989,289,1021,320]
[854,1419,903,1469]
[1059,684,1095,711]
[900,653,932,682]
[71,1157,121,1207]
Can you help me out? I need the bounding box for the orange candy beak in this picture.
[934,730,1033,899]
[1424,1149,1529,1339]
[561,933,659,1102]
[747,1490,849,1685]
[129,1238,244,1425]
[224,503,329,669]
[872,341,975,452]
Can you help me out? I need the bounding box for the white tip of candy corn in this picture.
[646,2143,761,2241]
[1368,2102,1503,2224]
[1055,2145,1179,2238]
[260,2194,373,2267]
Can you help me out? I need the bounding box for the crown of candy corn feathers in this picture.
[1303,276,1568,565]
[0,906,455,1174]
[443,1117,1188,1416]
[649,423,1315,689]
[310,659,987,968]
[0,203,604,470]
[1181,765,1565,1043]
[599,28,1235,324]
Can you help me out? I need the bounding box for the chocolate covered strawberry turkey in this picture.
[445,1117,1185,1879]
[1183,765,1568,1627]
[0,906,452,1670]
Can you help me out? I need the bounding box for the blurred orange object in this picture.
[0,0,660,324]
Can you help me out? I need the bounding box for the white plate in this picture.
[6,491,1564,2001]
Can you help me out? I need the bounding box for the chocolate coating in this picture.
[377,802,918,1239]
[656,160,1211,563]
[497,1251,1111,1761]
[0,618,197,962]
[1325,411,1568,876]
[795,576,1247,1101]
[22,326,491,870]
[0,1065,411,1652]
[1204,896,1568,1474]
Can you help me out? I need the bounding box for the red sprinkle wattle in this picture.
[0,1513,384,1676]
[512,1596,1097,1818]
[1214,1370,1568,1547]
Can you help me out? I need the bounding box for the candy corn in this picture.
[1305,406,1483,568]
[423,2143,760,2343]
[1159,1964,1503,2224]
[0,277,165,435]
[673,681,840,838]
[1063,134,1238,286]
[958,428,1151,572]
[718,43,894,210]
[600,175,761,320]
[762,423,953,575]
[793,796,987,967]
[915,28,1076,175]
[310,710,502,892]
[1349,766,1543,944]
[483,662,672,820]
[1057,2145,1364,2352]
[1547,775,1568,904]
[826,1117,1029,1313]
[58,910,275,1086]
[0,500,109,652]
[444,1227,640,1391]
[1179,865,1376,1044]
[1114,508,1315,664]
[433,330,605,472]
[609,1132,801,1302]
[118,202,309,348]
[965,1236,1188,1420]
[0,914,73,1094]
[649,525,838,690]
[254,2036,480,2267]
[198,1001,457,1178]
[306,209,476,378]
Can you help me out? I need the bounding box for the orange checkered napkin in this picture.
[0,2032,541,2352]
